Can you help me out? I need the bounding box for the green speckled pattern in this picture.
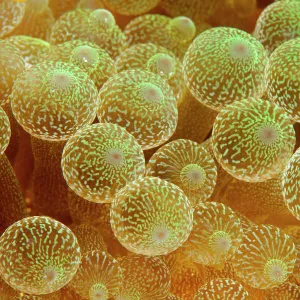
[45,39,116,89]
[282,147,300,221]
[146,139,217,206]
[264,282,300,300]
[0,40,25,106]
[50,9,125,59]
[110,177,193,256]
[0,0,26,38]
[123,14,193,59]
[7,0,55,41]
[11,60,97,141]
[212,97,295,182]
[194,279,249,300]
[167,16,196,42]
[97,69,178,150]
[17,294,60,300]
[0,216,81,295]
[183,27,267,111]
[69,250,123,300]
[115,43,185,105]
[0,107,11,155]
[254,1,300,55]
[5,35,50,68]
[183,202,243,268]
[232,224,297,289]
[265,38,300,122]
[62,123,145,203]
[116,256,171,300]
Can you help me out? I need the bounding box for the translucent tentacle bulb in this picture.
[11,60,98,141]
[97,69,178,150]
[204,259,236,283]
[12,0,54,40]
[110,177,193,256]
[232,224,297,289]
[0,0,26,39]
[44,39,116,90]
[5,35,50,69]
[264,281,300,300]
[10,60,98,221]
[194,279,249,300]
[50,9,125,59]
[0,40,25,106]
[254,0,300,55]
[62,123,145,203]
[0,216,81,295]
[183,27,267,111]
[265,38,300,122]
[69,250,123,300]
[0,108,11,159]
[212,97,295,182]
[115,43,185,105]
[282,147,300,221]
[116,255,171,300]
[182,202,243,268]
[146,139,217,206]
[123,14,196,59]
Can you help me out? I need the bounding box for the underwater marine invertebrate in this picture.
[194,279,249,300]
[115,43,185,105]
[123,14,196,59]
[98,69,178,150]
[69,250,122,300]
[50,9,125,59]
[282,147,300,221]
[254,0,300,54]
[183,202,243,268]
[212,97,295,182]
[232,224,297,289]
[62,123,145,203]
[183,27,267,111]
[45,39,116,90]
[11,60,97,221]
[146,139,217,206]
[5,35,50,68]
[265,38,300,122]
[0,216,81,295]
[111,177,193,256]
[0,40,25,106]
